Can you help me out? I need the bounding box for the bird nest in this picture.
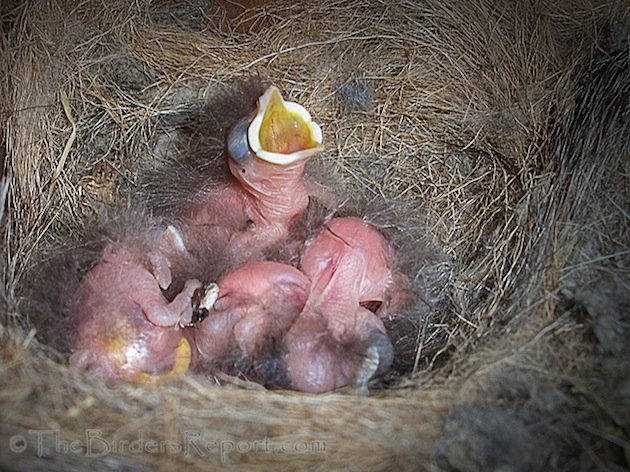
[1,0,628,470]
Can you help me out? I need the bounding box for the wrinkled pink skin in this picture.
[283,306,389,393]
[284,217,408,393]
[180,156,309,266]
[192,261,310,364]
[69,231,201,381]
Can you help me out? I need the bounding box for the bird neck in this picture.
[229,156,309,224]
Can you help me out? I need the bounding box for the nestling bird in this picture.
[178,90,408,392]
[67,82,410,392]
[69,226,201,383]
[68,84,324,384]
[174,85,324,268]
[284,217,409,393]
[190,261,310,371]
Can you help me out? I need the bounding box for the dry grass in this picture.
[1,0,628,470]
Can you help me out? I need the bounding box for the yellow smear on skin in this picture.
[259,88,319,154]
[103,326,136,369]
[134,337,191,385]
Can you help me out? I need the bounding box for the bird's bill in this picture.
[248,86,323,165]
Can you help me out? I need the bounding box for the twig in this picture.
[0,176,9,222]
[48,90,77,199]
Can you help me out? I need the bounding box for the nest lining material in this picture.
[1,0,629,470]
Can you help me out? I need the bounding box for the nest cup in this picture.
[1,1,629,470]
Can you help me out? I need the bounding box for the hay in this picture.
[1,0,628,470]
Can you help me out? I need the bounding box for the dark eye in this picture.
[227,115,253,164]
[361,301,383,313]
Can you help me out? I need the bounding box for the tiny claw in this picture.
[69,349,91,370]
[173,279,203,327]
[149,251,172,290]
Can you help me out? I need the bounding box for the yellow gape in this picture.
[247,85,323,165]
[259,87,319,154]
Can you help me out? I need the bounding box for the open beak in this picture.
[247,86,323,165]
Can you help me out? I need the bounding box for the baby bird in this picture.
[284,217,409,393]
[176,86,323,267]
[69,226,201,383]
[191,261,310,370]
[68,84,324,384]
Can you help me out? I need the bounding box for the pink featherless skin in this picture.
[191,261,310,367]
[176,155,309,267]
[173,86,318,269]
[69,228,201,382]
[284,217,410,393]
[69,84,323,383]
[69,83,411,390]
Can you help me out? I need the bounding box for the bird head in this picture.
[227,85,323,166]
